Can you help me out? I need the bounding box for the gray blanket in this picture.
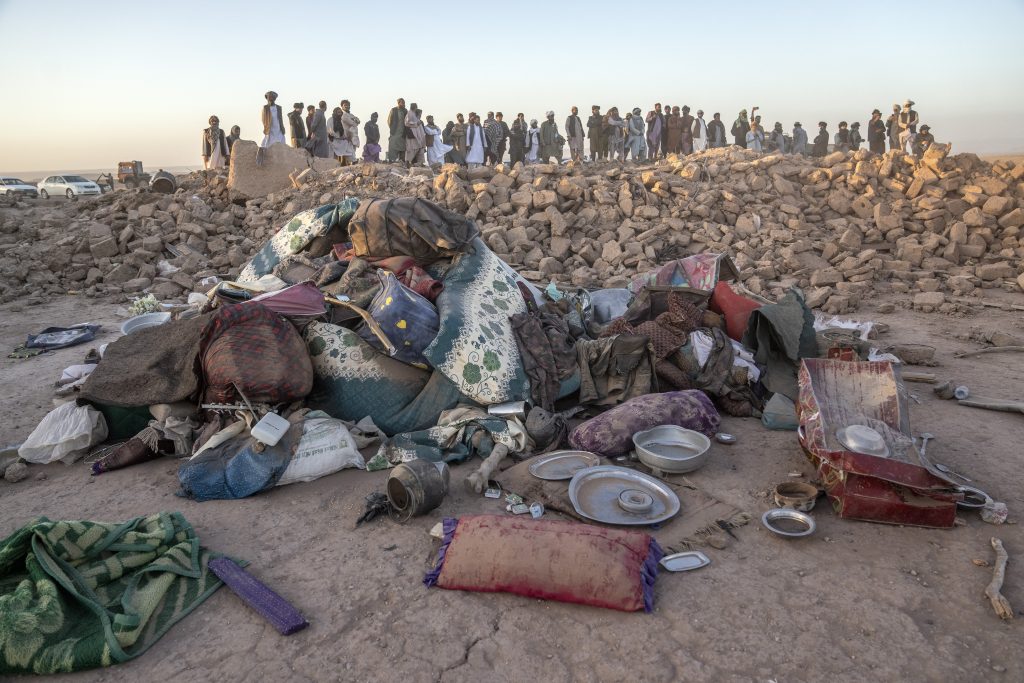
[741,289,817,400]
[79,313,212,407]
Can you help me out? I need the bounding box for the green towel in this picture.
[0,512,224,675]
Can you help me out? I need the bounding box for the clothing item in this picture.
[202,126,228,169]
[387,105,407,160]
[466,123,485,164]
[692,117,708,152]
[425,123,453,165]
[261,104,286,148]
[309,109,330,158]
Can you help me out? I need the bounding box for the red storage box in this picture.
[796,359,962,528]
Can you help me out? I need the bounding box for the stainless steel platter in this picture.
[568,465,680,525]
[528,450,601,481]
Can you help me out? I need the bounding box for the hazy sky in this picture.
[2,0,1023,173]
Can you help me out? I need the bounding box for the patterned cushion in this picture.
[303,322,460,436]
[422,239,530,404]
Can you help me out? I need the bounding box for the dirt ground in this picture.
[1,290,1022,683]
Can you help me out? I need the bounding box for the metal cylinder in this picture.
[386,459,449,521]
[150,170,177,194]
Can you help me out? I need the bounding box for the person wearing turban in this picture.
[260,91,286,148]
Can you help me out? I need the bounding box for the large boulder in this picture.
[227,140,337,201]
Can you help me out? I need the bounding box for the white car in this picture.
[0,177,39,198]
[38,175,102,199]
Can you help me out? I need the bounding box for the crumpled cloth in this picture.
[366,405,532,471]
[575,335,654,406]
[741,288,817,400]
[511,310,578,411]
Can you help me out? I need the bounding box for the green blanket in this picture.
[0,512,224,675]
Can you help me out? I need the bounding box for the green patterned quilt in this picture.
[0,512,224,675]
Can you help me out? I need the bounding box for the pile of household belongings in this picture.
[17,195,963,525]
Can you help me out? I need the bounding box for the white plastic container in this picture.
[251,413,290,447]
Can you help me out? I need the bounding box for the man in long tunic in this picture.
[625,108,646,161]
[645,104,664,160]
[587,106,605,161]
[496,113,511,163]
[309,104,329,158]
[404,104,426,167]
[605,107,626,162]
[451,113,468,165]
[465,113,486,167]
[288,103,307,149]
[791,122,808,155]
[731,109,750,148]
[678,106,694,155]
[387,98,408,163]
[867,109,886,154]
[565,107,585,162]
[540,111,563,163]
[886,104,901,151]
[665,106,683,154]
[692,110,709,152]
[509,113,527,166]
[339,100,361,166]
[483,112,503,165]
[363,112,381,162]
[201,116,229,170]
[261,91,286,148]
[708,113,727,148]
[898,99,919,155]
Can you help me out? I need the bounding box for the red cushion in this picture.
[709,281,762,341]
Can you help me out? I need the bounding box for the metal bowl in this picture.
[632,425,712,475]
[836,425,889,458]
[121,312,171,335]
[762,508,816,538]
[773,481,819,512]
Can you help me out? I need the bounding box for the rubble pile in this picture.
[1,144,1022,311]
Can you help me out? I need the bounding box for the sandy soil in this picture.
[1,292,1022,682]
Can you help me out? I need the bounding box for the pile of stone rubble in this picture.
[1,142,1021,313]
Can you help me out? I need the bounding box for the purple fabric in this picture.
[569,390,721,457]
[249,282,326,319]
[423,517,459,587]
[642,538,665,613]
[208,557,309,635]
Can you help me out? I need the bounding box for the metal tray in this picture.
[528,451,600,481]
[660,551,711,572]
[568,465,680,525]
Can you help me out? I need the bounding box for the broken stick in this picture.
[984,537,1013,620]
[954,346,1024,359]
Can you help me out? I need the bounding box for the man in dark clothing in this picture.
[708,113,727,148]
[386,98,408,162]
[731,109,750,148]
[886,104,901,151]
[496,112,511,164]
[913,125,935,157]
[586,105,605,161]
[867,109,886,154]
[509,113,527,166]
[363,112,381,162]
[812,121,829,156]
[288,102,307,149]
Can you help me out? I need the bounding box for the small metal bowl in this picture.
[633,425,712,475]
[773,482,819,512]
[618,489,654,513]
[836,425,889,458]
[762,508,816,538]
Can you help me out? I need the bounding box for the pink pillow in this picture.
[424,515,663,612]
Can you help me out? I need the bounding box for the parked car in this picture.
[37,175,102,199]
[0,177,39,198]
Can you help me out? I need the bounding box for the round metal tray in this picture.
[528,451,601,481]
[568,465,680,525]
[761,508,816,538]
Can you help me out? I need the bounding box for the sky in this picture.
[1,0,1023,174]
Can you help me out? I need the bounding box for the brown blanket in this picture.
[496,457,749,553]
[79,313,212,408]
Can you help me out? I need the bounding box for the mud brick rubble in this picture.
[1,144,1022,312]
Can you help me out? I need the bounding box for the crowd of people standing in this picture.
[200,92,935,170]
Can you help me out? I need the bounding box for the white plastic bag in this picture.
[277,415,365,485]
[19,402,108,465]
